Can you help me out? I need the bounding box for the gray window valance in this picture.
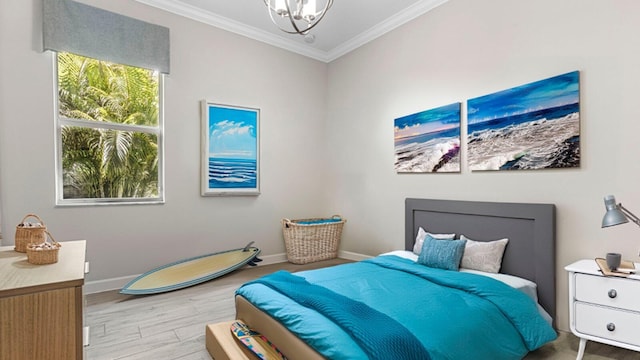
[43,0,170,74]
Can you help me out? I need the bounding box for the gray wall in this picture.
[0,0,329,283]
[325,0,640,332]
[1,0,640,332]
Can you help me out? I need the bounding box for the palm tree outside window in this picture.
[55,52,164,205]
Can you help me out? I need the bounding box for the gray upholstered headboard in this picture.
[405,198,556,324]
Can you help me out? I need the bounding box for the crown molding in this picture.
[326,0,449,62]
[135,0,330,61]
[136,0,448,63]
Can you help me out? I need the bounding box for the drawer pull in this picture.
[607,323,616,332]
[608,289,617,298]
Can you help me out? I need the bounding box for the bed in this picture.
[233,198,557,359]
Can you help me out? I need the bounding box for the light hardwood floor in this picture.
[86,259,640,360]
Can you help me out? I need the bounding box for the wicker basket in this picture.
[14,213,47,253]
[282,215,345,264]
[26,231,61,265]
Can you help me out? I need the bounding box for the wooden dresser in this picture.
[0,240,87,360]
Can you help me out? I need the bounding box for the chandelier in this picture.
[263,0,334,36]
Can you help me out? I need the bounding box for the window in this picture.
[55,52,164,205]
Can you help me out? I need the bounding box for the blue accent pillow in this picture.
[417,235,466,271]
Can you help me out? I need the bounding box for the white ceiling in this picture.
[135,0,449,62]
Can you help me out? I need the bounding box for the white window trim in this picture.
[53,54,165,206]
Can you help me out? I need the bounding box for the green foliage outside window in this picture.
[57,52,162,202]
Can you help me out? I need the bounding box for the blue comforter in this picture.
[244,270,429,360]
[236,255,557,360]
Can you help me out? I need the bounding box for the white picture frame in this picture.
[201,101,260,196]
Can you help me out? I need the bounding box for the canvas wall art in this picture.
[394,103,461,173]
[201,101,260,196]
[467,71,580,171]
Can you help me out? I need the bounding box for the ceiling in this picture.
[135,0,449,63]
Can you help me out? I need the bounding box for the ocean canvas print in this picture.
[394,103,461,173]
[467,71,580,171]
[201,102,259,196]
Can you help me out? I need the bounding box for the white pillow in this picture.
[412,227,455,255]
[459,235,509,273]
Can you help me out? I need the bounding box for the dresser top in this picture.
[565,258,640,280]
[0,240,86,296]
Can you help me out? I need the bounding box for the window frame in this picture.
[53,53,165,206]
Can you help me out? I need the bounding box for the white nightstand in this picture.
[565,259,640,360]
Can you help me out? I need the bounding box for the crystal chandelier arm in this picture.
[286,1,305,35]
[263,0,278,14]
[265,0,305,35]
[263,0,290,16]
[263,0,333,36]
[306,0,332,27]
[288,0,332,34]
[295,0,332,34]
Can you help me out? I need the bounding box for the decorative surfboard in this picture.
[230,321,287,360]
[120,242,262,295]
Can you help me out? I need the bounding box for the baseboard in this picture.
[84,274,139,295]
[338,250,373,262]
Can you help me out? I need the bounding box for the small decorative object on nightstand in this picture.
[565,259,640,360]
[605,252,622,271]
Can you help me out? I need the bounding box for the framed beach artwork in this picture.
[467,71,580,171]
[201,101,260,196]
[394,103,461,173]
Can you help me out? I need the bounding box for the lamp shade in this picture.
[602,195,629,228]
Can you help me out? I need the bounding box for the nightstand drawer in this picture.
[575,302,640,347]
[575,273,640,312]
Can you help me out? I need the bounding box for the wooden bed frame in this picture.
[208,198,556,360]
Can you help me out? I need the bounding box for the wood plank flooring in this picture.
[86,259,640,359]
[85,259,350,359]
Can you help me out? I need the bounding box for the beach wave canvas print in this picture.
[467,71,580,171]
[201,101,260,196]
[394,103,461,173]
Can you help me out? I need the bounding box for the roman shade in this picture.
[43,0,170,74]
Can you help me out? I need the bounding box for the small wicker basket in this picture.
[282,215,345,264]
[14,213,47,253]
[26,231,61,265]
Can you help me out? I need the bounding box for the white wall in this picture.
[326,0,640,331]
[0,0,329,283]
[2,0,639,333]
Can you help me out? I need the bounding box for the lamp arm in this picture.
[619,204,640,227]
